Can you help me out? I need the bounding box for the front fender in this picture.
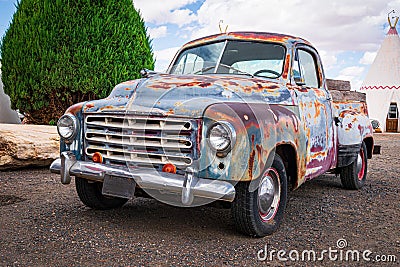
[199,103,304,182]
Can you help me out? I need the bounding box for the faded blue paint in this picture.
[57,31,374,190]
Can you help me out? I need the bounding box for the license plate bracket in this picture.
[102,175,136,199]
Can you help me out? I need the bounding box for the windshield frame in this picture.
[168,39,287,79]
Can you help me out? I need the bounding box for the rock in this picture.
[0,124,59,170]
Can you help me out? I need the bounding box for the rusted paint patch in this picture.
[282,54,291,80]
[66,102,85,115]
[248,150,256,179]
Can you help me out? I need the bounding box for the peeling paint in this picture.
[59,31,374,193]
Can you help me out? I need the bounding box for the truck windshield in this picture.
[169,40,286,79]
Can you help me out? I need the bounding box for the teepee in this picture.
[360,12,400,132]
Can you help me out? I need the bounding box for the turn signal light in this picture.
[92,152,103,163]
[162,163,177,174]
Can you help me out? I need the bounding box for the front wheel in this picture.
[75,177,128,210]
[340,141,368,190]
[231,154,288,237]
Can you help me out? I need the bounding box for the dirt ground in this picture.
[0,134,399,266]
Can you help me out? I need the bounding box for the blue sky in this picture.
[1,0,399,90]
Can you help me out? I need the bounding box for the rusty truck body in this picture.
[50,32,374,236]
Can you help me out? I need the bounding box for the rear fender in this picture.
[336,109,373,167]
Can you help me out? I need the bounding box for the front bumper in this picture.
[50,152,236,205]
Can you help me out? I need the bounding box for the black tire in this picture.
[75,177,128,210]
[231,154,288,237]
[340,141,368,190]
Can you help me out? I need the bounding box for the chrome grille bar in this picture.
[84,114,195,167]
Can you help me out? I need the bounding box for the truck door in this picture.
[292,46,335,179]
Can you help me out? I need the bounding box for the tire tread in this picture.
[75,177,128,210]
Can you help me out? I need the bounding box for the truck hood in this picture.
[83,73,294,117]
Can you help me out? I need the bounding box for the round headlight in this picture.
[207,121,236,152]
[57,114,78,141]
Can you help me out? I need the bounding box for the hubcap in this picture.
[356,149,365,180]
[258,168,281,222]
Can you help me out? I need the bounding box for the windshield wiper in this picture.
[193,65,216,74]
[218,63,254,78]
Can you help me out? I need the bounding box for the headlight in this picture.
[57,114,78,141]
[207,121,236,152]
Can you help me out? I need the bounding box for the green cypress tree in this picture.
[0,0,154,124]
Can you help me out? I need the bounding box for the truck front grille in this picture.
[84,114,197,170]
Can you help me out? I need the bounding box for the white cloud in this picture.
[339,66,365,77]
[134,0,197,27]
[359,51,377,65]
[164,9,197,27]
[134,0,398,52]
[154,46,180,61]
[319,50,338,70]
[154,47,181,72]
[148,26,168,39]
[335,66,366,90]
[133,0,399,85]
[191,0,397,51]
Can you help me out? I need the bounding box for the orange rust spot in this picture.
[268,84,280,90]
[174,102,183,107]
[310,150,328,159]
[226,81,239,86]
[256,144,265,171]
[248,150,255,179]
[86,103,94,108]
[178,81,212,88]
[104,106,113,109]
[248,134,256,179]
[67,102,85,114]
[314,100,324,117]
[282,54,290,79]
[315,89,325,98]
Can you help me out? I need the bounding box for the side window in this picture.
[172,53,205,74]
[294,49,320,88]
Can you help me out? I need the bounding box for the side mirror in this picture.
[140,69,158,78]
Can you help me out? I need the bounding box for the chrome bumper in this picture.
[50,152,236,205]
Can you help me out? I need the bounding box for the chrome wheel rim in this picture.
[258,168,281,222]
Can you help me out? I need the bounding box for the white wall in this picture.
[0,63,21,124]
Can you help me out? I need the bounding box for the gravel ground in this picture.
[0,134,399,266]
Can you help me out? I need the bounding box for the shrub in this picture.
[0,0,154,124]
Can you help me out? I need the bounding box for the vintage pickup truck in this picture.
[50,32,374,237]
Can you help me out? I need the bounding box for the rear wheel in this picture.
[75,177,128,210]
[232,154,288,237]
[340,141,368,190]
